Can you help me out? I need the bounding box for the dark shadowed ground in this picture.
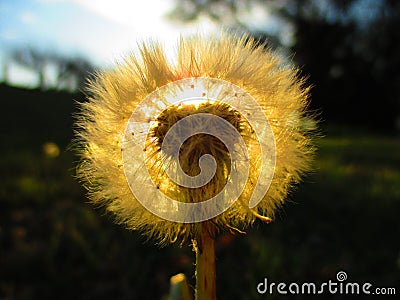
[0,84,399,299]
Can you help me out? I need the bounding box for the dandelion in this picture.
[74,32,316,299]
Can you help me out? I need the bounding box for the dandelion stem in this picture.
[194,222,216,300]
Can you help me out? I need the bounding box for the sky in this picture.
[0,0,382,88]
[0,0,219,87]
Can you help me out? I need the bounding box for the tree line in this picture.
[170,0,400,131]
[2,47,94,92]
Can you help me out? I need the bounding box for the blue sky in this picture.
[0,0,219,86]
[0,0,218,64]
[0,0,381,88]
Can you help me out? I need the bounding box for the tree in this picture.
[9,47,94,92]
[12,47,47,89]
[169,0,400,130]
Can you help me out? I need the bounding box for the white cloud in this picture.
[36,0,66,3]
[72,0,218,52]
[19,11,38,25]
[73,0,171,29]
[0,29,18,40]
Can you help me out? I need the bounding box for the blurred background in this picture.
[0,0,399,299]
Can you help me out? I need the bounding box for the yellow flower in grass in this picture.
[74,33,316,245]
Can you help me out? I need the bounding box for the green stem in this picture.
[195,222,216,300]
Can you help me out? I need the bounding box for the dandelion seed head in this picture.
[74,32,317,245]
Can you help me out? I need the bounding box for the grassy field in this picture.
[0,84,399,299]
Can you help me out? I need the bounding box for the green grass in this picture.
[0,84,399,299]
